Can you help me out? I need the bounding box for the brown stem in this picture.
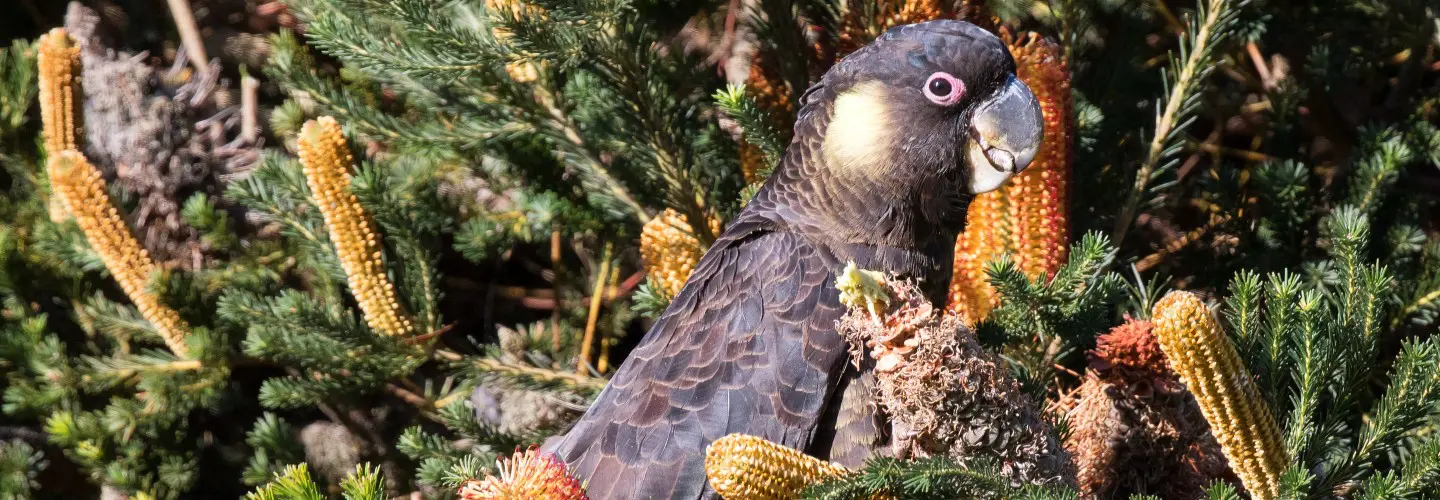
[577,243,613,374]
[1191,141,1277,163]
[1135,213,1234,273]
[551,227,563,352]
[241,74,259,143]
[164,0,210,71]
[1246,42,1275,90]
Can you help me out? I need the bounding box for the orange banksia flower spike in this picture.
[48,151,193,358]
[38,28,82,156]
[946,31,1071,324]
[297,117,416,337]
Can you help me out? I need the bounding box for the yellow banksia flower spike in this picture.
[38,28,82,155]
[946,31,1071,325]
[1152,291,1286,500]
[640,208,720,300]
[48,151,192,358]
[297,117,415,337]
[705,433,849,500]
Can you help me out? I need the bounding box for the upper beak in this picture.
[965,75,1043,193]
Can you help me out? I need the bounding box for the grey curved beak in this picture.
[965,75,1044,193]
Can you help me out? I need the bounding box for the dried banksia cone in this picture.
[837,270,1073,485]
[639,208,720,299]
[458,448,587,500]
[1152,291,1285,499]
[1060,317,1234,498]
[38,28,82,155]
[48,151,192,358]
[705,433,849,499]
[298,117,415,336]
[946,32,1071,324]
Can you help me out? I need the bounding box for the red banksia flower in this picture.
[459,448,588,500]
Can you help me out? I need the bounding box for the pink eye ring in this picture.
[923,72,965,106]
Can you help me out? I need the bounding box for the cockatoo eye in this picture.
[923,72,965,106]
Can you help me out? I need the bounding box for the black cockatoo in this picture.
[546,19,1044,499]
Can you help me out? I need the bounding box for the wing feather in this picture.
[547,220,850,500]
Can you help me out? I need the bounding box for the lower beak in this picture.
[965,75,1044,193]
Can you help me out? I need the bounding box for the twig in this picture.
[551,227,563,352]
[1246,42,1275,89]
[165,0,210,72]
[470,272,646,310]
[597,263,624,375]
[1190,141,1277,163]
[577,243,613,373]
[241,73,260,143]
[1135,213,1234,272]
[1151,0,1187,35]
[472,358,608,393]
[386,383,433,410]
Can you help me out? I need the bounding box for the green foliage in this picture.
[245,413,305,487]
[801,456,1078,500]
[0,39,35,139]
[713,83,785,173]
[245,464,326,500]
[0,440,45,499]
[980,232,1125,394]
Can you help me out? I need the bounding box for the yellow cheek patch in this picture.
[822,82,894,178]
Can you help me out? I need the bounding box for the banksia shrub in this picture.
[704,433,849,499]
[1059,316,1234,498]
[458,448,587,500]
[47,151,193,357]
[37,28,81,155]
[297,116,416,337]
[639,208,720,299]
[1152,291,1285,499]
[946,31,1071,325]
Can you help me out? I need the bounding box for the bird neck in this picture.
[746,171,964,285]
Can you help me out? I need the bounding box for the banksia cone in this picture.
[738,140,768,186]
[836,0,954,55]
[38,28,82,155]
[38,28,84,223]
[298,117,415,336]
[48,151,192,358]
[1152,291,1285,499]
[946,31,1071,324]
[458,448,587,500]
[639,209,720,299]
[1060,317,1234,498]
[836,272,1074,484]
[705,433,849,499]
